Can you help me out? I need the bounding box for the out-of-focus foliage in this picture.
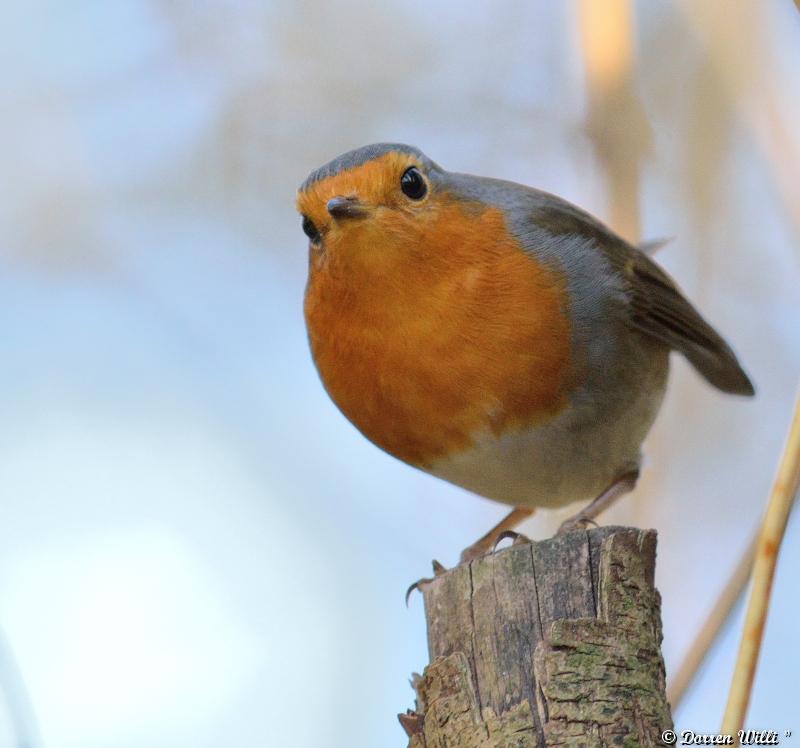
[0,2,798,746]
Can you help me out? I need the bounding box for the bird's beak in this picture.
[327,196,368,220]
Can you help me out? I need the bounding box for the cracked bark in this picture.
[399,526,673,747]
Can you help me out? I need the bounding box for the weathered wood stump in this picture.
[400,526,673,746]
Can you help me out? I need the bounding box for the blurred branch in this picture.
[578,0,651,243]
[755,99,800,248]
[667,530,757,711]
[722,390,800,736]
[676,0,800,247]
[0,627,42,748]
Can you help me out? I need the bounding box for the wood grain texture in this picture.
[400,527,672,746]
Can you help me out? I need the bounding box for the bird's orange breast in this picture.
[304,198,572,467]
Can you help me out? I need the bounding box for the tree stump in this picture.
[399,526,673,747]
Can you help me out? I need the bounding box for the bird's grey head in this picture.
[300,143,441,192]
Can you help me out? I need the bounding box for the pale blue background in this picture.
[1,2,799,746]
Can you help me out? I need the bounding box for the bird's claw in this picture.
[493,529,533,551]
[557,515,598,535]
[405,559,448,605]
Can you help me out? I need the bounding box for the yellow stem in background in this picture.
[721,390,800,738]
[577,0,650,243]
[578,0,634,90]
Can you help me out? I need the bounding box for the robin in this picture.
[296,143,754,562]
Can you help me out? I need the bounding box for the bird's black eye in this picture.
[400,167,427,200]
[302,215,321,243]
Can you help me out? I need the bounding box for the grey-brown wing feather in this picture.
[525,192,755,396]
[601,240,754,395]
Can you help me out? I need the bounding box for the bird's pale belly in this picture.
[426,350,669,508]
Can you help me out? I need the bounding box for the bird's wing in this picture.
[525,193,755,396]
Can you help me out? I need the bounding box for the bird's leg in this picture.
[557,468,640,535]
[460,507,536,563]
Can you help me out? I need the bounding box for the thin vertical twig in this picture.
[721,391,800,737]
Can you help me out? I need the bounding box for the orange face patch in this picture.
[300,160,572,467]
[297,152,426,244]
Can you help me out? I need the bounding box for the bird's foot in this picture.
[405,559,447,605]
[459,507,536,564]
[493,529,533,551]
[459,538,493,564]
[556,514,599,535]
[555,468,640,536]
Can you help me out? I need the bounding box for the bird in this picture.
[296,143,754,562]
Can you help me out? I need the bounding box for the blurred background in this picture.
[1,1,799,746]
